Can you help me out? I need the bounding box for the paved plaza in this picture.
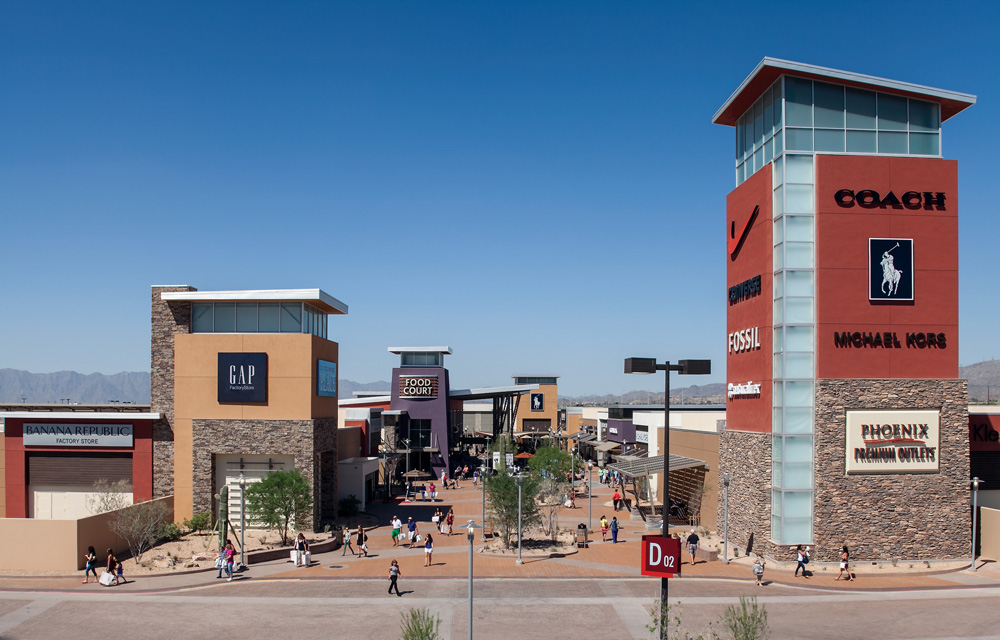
[1,480,997,639]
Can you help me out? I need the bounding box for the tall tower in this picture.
[714,59,975,561]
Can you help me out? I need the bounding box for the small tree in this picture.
[110,499,171,564]
[721,596,769,640]
[244,469,312,545]
[87,478,132,515]
[485,472,541,549]
[401,608,441,640]
[528,446,571,481]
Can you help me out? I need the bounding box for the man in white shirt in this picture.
[391,516,403,547]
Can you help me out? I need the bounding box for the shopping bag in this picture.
[432,515,440,523]
[414,534,423,544]
[291,550,298,564]
[99,572,114,586]
[215,557,223,569]
[304,551,311,566]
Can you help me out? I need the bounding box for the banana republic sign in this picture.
[845,409,940,474]
[24,423,133,447]
[218,353,268,403]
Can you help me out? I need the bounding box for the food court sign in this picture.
[845,409,939,474]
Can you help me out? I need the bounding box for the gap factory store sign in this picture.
[218,353,268,403]
[24,423,134,447]
[845,410,940,474]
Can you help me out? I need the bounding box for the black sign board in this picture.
[530,393,544,412]
[218,353,268,403]
[869,238,913,301]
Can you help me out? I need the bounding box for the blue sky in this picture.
[1,1,997,397]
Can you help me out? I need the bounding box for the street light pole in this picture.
[516,473,524,565]
[465,520,481,640]
[625,357,710,640]
[588,461,594,533]
[238,472,246,571]
[722,473,730,564]
[971,477,982,571]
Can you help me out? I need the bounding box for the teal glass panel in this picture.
[785,216,813,243]
[763,89,773,138]
[773,353,783,378]
[737,120,745,160]
[783,407,813,434]
[214,303,235,332]
[878,93,908,130]
[782,517,812,544]
[845,88,876,128]
[785,77,813,127]
[773,382,783,406]
[774,129,783,155]
[773,325,783,350]
[773,219,783,246]
[785,352,813,378]
[784,463,813,489]
[910,133,939,155]
[773,185,783,218]
[771,515,782,541]
[815,129,845,152]
[258,303,279,332]
[754,100,764,148]
[772,489,782,515]
[786,128,813,151]
[878,131,908,154]
[785,296,814,321]
[784,324,813,350]
[784,436,813,463]
[280,302,302,332]
[813,82,845,128]
[236,303,257,332]
[764,138,773,165]
[785,154,813,183]
[909,99,939,132]
[784,381,812,407]
[847,130,877,153]
[773,295,783,323]
[773,155,784,186]
[192,304,214,333]
[785,185,814,214]
[773,83,783,128]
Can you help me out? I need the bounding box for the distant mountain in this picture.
[0,368,391,405]
[560,383,727,407]
[0,369,151,404]
[962,360,1000,403]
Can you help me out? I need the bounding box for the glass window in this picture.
[736,120,745,161]
[785,242,814,268]
[773,296,783,322]
[782,516,812,544]
[754,100,764,149]
[214,303,236,332]
[785,270,814,297]
[786,128,813,151]
[815,129,845,152]
[763,138,773,165]
[774,129,783,155]
[846,130,877,153]
[910,132,939,155]
[258,303,279,331]
[754,149,763,173]
[773,155,784,186]
[785,154,813,183]
[784,77,813,127]
[192,304,214,333]
[772,83,783,128]
[785,352,813,378]
[785,296,815,321]
[783,407,813,434]
[773,326,783,350]
[409,419,432,448]
[745,115,754,158]
[877,94,908,130]
[909,100,939,132]
[784,381,813,407]
[845,88,876,128]
[773,353,783,378]
[784,436,813,463]
[784,490,812,518]
[773,185,783,218]
[772,409,783,439]
[763,89,773,138]
[280,303,302,332]
[878,131,908,154]
[813,82,845,128]
[236,303,257,332]
[773,245,784,272]
[773,382,783,406]
[784,185,814,214]
[785,216,813,242]
[784,462,813,489]
[771,515,782,542]
[784,325,813,350]
[773,219,783,247]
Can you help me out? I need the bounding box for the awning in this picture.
[594,441,622,453]
[607,454,706,478]
[575,434,597,443]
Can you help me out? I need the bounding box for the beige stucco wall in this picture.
[655,427,720,531]
[515,383,558,430]
[337,426,363,461]
[0,496,173,572]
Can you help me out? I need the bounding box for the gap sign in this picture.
[641,535,681,578]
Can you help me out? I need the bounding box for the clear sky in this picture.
[1,1,997,397]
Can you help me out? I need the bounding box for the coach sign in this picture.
[641,535,681,578]
[218,353,268,403]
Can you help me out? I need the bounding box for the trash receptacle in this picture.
[576,523,588,548]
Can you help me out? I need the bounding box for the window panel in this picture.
[773,272,784,298]
[772,489,782,516]
[772,83,783,128]
[774,130,783,155]
[773,244,784,272]
[784,77,813,127]
[784,463,813,489]
[258,303,279,331]
[909,100,939,132]
[771,515,782,541]
[773,155,784,186]
[763,138,773,165]
[785,154,813,183]
[910,133,939,155]
[737,120,745,161]
[784,241,814,268]
[773,353,783,378]
[783,407,813,434]
[785,296,815,321]
[784,381,812,407]
[846,88,876,128]
[773,296,783,323]
[763,89,773,138]
[877,94,908,130]
[784,324,813,350]
[786,127,813,151]
[785,270,814,296]
[192,304,214,333]
[815,129,845,152]
[773,382,783,407]
[813,82,845,128]
[878,131,908,154]
[214,303,236,332]
[236,303,257,332]
[846,130,877,153]
[784,185,814,214]
[785,216,813,242]
[784,436,813,463]
[280,302,302,332]
[754,100,764,149]
[782,517,812,544]
[772,407,783,434]
[785,352,813,378]
[773,185,783,218]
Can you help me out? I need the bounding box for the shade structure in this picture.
[402,469,433,479]
[514,452,534,459]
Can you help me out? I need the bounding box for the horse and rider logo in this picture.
[869,238,913,301]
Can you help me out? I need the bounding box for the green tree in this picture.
[528,445,571,480]
[244,469,312,545]
[485,472,541,549]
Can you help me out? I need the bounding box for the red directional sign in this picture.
[641,535,681,578]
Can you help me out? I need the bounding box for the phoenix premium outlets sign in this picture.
[399,375,439,398]
[24,423,134,447]
[845,409,940,474]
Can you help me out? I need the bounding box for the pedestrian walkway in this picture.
[1,477,996,595]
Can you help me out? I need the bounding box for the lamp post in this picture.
[722,473,730,564]
[515,473,525,565]
[238,472,247,571]
[625,357,710,640]
[588,461,594,533]
[971,477,983,571]
[482,436,491,542]
[465,520,482,640]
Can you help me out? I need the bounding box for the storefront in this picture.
[714,58,975,560]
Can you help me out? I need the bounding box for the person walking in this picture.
[342,526,355,556]
[223,540,236,581]
[473,469,480,486]
[752,554,766,586]
[794,544,809,577]
[105,548,122,585]
[600,515,609,542]
[82,546,98,584]
[406,517,418,548]
[836,545,854,581]
[216,540,228,578]
[444,509,455,536]
[391,515,403,546]
[388,559,402,596]
[610,516,619,544]
[612,489,621,512]
[424,533,434,566]
[294,533,309,566]
[358,526,369,557]
[686,529,700,565]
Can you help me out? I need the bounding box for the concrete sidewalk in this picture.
[2,479,996,594]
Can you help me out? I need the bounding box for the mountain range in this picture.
[2,362,998,405]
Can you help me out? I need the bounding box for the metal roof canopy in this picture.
[713,57,976,127]
[594,441,622,453]
[160,288,348,315]
[608,454,706,478]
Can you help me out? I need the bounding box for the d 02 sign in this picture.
[641,535,681,578]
